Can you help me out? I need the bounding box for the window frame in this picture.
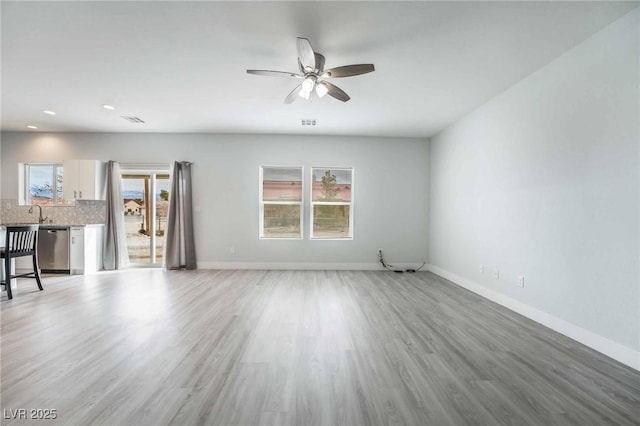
[310,166,354,240]
[20,162,64,205]
[119,164,172,266]
[259,165,304,240]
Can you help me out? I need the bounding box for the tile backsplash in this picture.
[1,199,106,225]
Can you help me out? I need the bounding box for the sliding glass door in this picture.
[121,172,170,266]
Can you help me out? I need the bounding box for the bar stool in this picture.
[1,225,43,300]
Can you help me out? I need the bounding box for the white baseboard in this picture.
[427,264,640,371]
[197,261,425,271]
[197,262,382,270]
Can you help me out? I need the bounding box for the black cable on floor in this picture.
[378,249,425,273]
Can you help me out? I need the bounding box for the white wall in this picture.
[429,9,640,367]
[0,133,429,268]
[0,136,3,220]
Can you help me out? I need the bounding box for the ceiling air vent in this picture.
[122,116,145,123]
[301,119,316,126]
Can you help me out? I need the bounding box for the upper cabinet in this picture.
[63,160,106,201]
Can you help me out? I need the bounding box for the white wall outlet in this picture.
[494,269,500,280]
[229,246,236,255]
[517,275,525,287]
[480,264,484,274]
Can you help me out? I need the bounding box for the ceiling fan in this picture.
[247,37,375,103]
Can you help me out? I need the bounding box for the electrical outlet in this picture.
[480,264,484,274]
[229,247,236,255]
[517,275,525,287]
[494,269,500,280]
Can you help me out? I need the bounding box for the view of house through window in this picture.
[121,173,170,265]
[24,163,64,205]
[260,166,303,239]
[311,167,353,239]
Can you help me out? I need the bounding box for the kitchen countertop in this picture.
[1,223,105,228]
[40,224,105,227]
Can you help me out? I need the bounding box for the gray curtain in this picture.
[103,161,129,270]
[164,161,196,270]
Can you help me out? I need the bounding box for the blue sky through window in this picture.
[122,177,170,199]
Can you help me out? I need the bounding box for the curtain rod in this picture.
[117,161,193,170]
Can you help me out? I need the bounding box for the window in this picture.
[260,166,303,239]
[121,172,170,265]
[119,162,171,266]
[22,163,64,205]
[311,167,353,239]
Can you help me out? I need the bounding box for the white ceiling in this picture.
[1,1,637,138]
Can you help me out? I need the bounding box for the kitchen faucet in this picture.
[28,205,48,224]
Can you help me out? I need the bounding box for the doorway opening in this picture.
[121,172,170,266]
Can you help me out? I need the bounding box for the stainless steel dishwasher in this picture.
[38,226,70,273]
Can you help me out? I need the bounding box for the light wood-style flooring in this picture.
[1,269,639,425]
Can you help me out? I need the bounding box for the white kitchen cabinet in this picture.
[70,225,103,275]
[63,160,106,201]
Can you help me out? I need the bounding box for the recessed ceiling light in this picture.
[43,110,56,115]
[26,125,38,130]
[102,104,115,110]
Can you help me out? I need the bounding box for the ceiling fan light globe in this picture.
[301,77,315,92]
[299,89,311,100]
[316,83,329,98]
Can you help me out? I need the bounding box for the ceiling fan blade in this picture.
[323,64,375,78]
[314,53,325,74]
[296,37,316,71]
[247,70,301,78]
[320,81,350,102]
[284,84,303,104]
